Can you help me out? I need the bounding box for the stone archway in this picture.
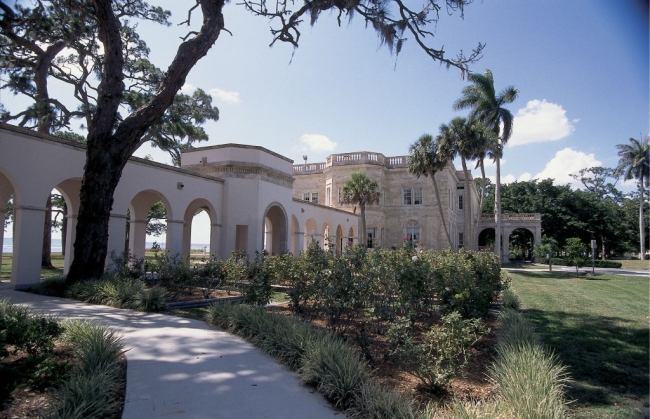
[263,204,288,254]
[335,224,343,255]
[508,228,535,261]
[478,228,495,252]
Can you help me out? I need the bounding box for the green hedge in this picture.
[542,258,622,268]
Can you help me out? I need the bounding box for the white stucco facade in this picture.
[0,124,357,289]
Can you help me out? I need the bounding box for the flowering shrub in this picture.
[389,311,488,392]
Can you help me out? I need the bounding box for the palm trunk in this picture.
[460,156,472,250]
[495,152,502,262]
[359,204,367,249]
[474,159,486,243]
[640,180,646,260]
[430,171,454,249]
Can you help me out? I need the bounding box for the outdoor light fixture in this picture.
[177,182,184,189]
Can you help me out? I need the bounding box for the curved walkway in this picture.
[0,282,341,419]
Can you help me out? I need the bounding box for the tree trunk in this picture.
[494,152,502,262]
[360,203,367,249]
[41,195,54,267]
[460,156,472,250]
[640,180,646,260]
[430,171,454,249]
[66,0,224,283]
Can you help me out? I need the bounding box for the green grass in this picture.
[1,253,65,281]
[509,270,649,419]
[617,259,649,271]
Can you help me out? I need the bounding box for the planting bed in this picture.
[266,302,500,408]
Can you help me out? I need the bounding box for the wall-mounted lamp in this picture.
[177,182,184,190]
[301,208,305,213]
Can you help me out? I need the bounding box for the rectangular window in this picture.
[311,192,319,204]
[403,188,422,206]
[403,188,412,205]
[406,227,420,242]
[326,187,331,206]
[458,195,464,210]
[303,192,310,202]
[458,232,464,249]
[413,188,422,205]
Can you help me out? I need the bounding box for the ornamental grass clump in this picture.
[439,309,570,419]
[205,303,414,417]
[48,319,125,419]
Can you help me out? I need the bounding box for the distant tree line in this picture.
[477,167,649,259]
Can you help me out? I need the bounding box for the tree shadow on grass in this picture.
[511,270,613,281]
[521,308,649,408]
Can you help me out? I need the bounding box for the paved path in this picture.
[0,282,341,419]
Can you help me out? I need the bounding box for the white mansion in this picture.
[0,123,540,290]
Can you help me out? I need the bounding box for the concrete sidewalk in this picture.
[0,282,342,419]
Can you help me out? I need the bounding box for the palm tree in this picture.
[468,121,499,234]
[407,134,454,248]
[341,172,381,248]
[437,117,475,250]
[453,69,519,262]
[615,136,650,259]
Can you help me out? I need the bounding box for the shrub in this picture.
[245,251,275,306]
[426,249,505,318]
[66,276,166,312]
[542,257,622,269]
[0,299,62,358]
[31,276,68,297]
[390,311,488,392]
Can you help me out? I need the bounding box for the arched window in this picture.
[405,220,420,242]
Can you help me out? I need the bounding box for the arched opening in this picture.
[0,171,16,282]
[291,215,300,255]
[263,204,287,254]
[305,218,318,249]
[128,191,171,260]
[322,223,331,252]
[478,228,495,252]
[347,226,355,247]
[183,199,217,259]
[335,224,343,255]
[508,228,535,261]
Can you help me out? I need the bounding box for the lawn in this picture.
[509,270,649,419]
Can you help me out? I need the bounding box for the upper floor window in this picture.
[403,188,422,205]
[458,195,464,210]
[303,192,319,203]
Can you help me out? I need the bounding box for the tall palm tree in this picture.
[453,69,519,262]
[437,117,475,250]
[615,136,650,259]
[468,121,499,233]
[341,172,381,248]
[407,134,454,248]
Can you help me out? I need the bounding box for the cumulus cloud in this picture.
[533,148,601,188]
[508,99,575,146]
[209,88,241,104]
[181,84,195,94]
[299,134,338,152]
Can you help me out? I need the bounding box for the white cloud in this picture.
[518,172,532,182]
[181,84,195,94]
[533,148,601,188]
[509,99,575,146]
[209,88,241,104]
[298,134,337,152]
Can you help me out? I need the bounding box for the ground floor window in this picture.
[367,228,376,248]
[405,220,420,242]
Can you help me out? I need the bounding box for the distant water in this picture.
[2,237,209,253]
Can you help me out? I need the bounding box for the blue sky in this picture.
[133,0,648,194]
[2,0,649,244]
